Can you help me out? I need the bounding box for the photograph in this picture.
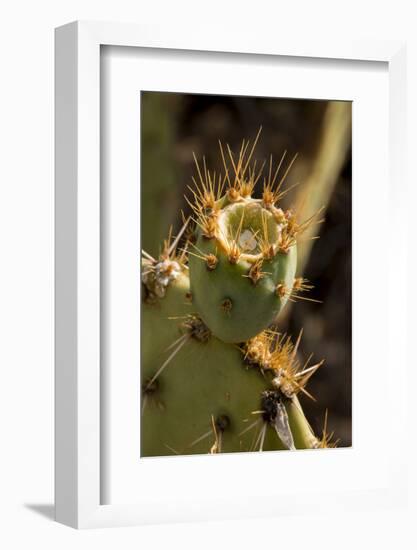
[140,91,352,457]
[0,2,409,542]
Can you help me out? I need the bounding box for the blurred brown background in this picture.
[141,91,352,447]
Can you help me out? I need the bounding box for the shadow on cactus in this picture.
[141,129,338,457]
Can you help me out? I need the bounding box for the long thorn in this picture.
[189,429,212,448]
[146,334,189,388]
[168,217,190,257]
[142,249,156,262]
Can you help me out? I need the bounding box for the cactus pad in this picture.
[189,198,298,343]
[142,262,323,456]
[185,131,314,343]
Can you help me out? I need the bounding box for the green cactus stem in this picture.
[141,92,181,255]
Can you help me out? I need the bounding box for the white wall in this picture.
[0,1,415,547]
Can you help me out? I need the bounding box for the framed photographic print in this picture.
[55,21,407,528]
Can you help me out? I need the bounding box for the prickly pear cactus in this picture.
[141,129,337,457]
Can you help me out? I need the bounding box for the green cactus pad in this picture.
[188,199,297,343]
[141,272,317,457]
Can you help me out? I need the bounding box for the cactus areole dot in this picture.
[189,199,297,343]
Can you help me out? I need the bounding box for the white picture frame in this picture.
[55,21,407,529]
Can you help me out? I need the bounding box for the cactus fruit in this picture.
[186,130,318,343]
[141,129,338,457]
